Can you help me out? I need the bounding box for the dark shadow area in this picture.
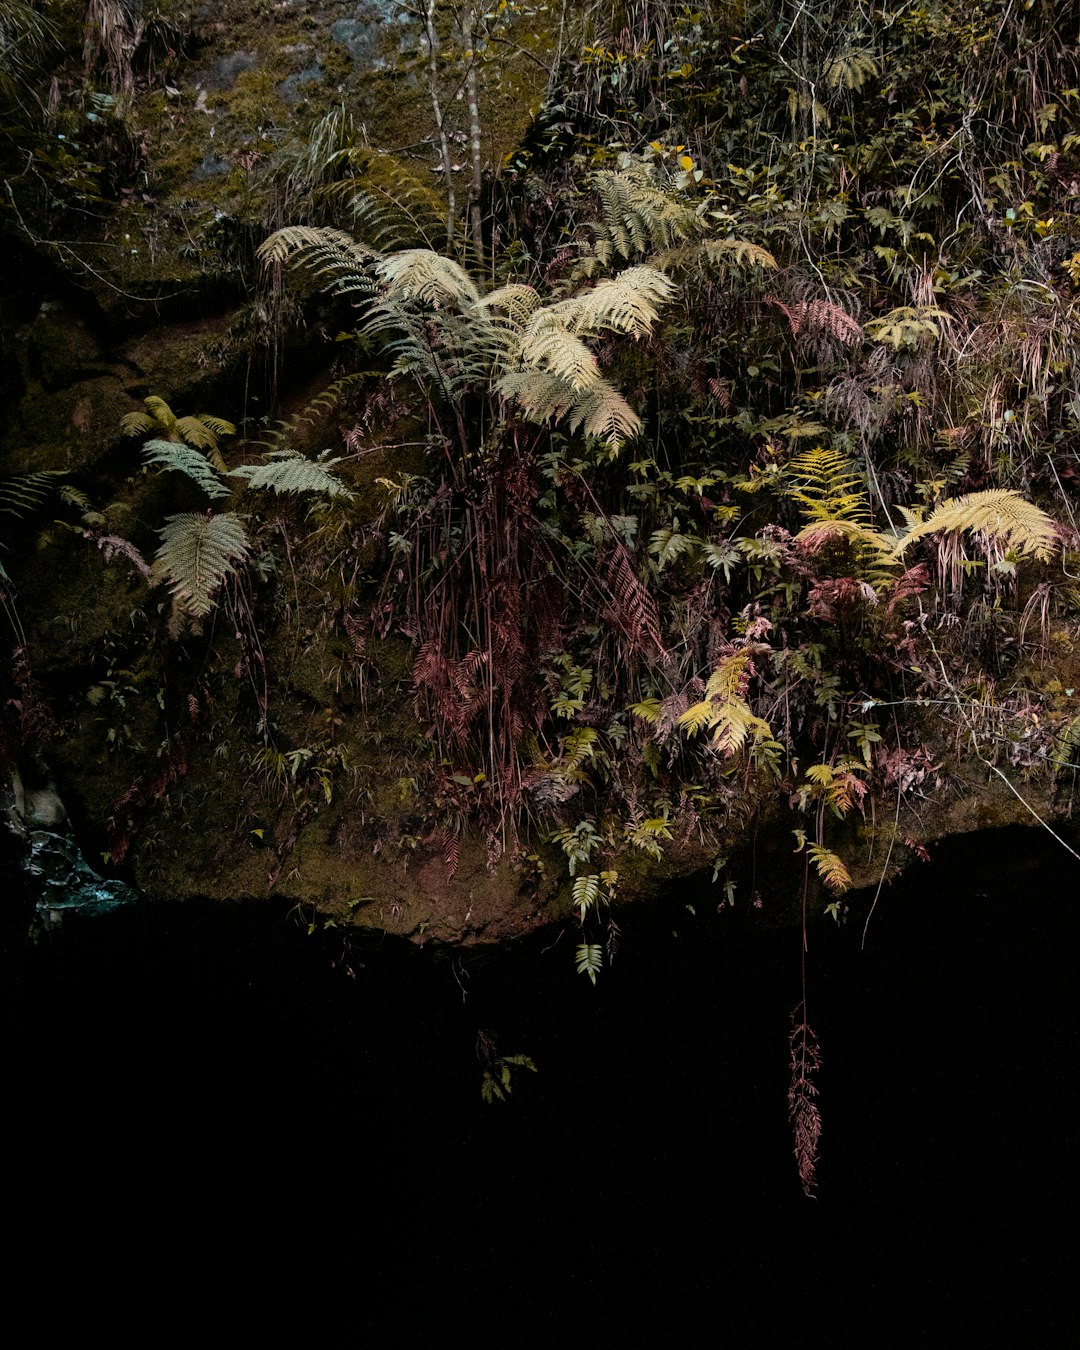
[5,826,1076,1338]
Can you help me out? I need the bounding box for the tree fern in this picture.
[227,449,352,499]
[898,489,1058,563]
[152,512,249,620]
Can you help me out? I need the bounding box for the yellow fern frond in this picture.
[898,489,1058,563]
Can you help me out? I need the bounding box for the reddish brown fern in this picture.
[608,545,666,655]
[788,1011,823,1196]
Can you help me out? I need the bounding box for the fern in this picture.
[806,843,852,893]
[152,512,249,619]
[786,447,872,526]
[679,650,779,760]
[122,397,235,472]
[258,225,379,297]
[575,942,603,985]
[573,873,601,920]
[549,266,678,339]
[898,489,1058,563]
[142,439,230,499]
[376,248,480,307]
[0,470,64,518]
[825,50,878,90]
[227,449,352,499]
[654,237,778,274]
[585,162,704,267]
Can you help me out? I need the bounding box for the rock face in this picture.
[2,2,1078,948]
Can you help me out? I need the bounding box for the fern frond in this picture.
[152,512,249,618]
[119,411,156,438]
[477,284,543,327]
[575,942,603,984]
[825,50,878,90]
[586,163,704,264]
[807,843,851,892]
[496,370,575,423]
[786,447,872,526]
[376,249,481,307]
[573,873,601,920]
[142,439,230,499]
[227,449,352,499]
[258,225,379,296]
[519,325,601,391]
[550,265,677,338]
[654,237,778,273]
[0,470,64,518]
[567,382,642,450]
[897,489,1058,563]
[143,395,178,433]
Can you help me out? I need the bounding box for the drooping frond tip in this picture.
[899,489,1059,563]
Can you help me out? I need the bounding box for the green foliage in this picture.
[152,512,250,625]
[142,440,232,500]
[575,942,603,986]
[480,1053,537,1104]
[227,450,352,499]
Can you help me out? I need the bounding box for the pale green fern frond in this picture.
[152,512,249,618]
[897,489,1058,562]
[376,249,481,307]
[654,237,778,274]
[477,284,543,328]
[258,225,378,296]
[142,440,230,499]
[228,449,352,499]
[519,327,601,391]
[549,265,677,338]
[586,163,704,265]
[566,381,642,450]
[496,370,576,423]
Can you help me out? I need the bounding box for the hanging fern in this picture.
[575,942,603,985]
[152,512,249,619]
[142,439,231,499]
[227,449,352,499]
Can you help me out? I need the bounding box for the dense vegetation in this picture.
[2,0,1079,1185]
